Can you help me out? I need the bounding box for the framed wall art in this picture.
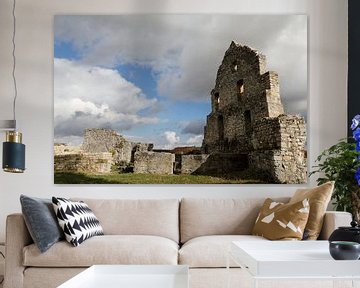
[54,14,307,184]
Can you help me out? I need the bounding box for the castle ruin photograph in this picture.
[54,15,307,184]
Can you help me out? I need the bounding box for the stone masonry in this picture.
[54,129,174,175]
[191,153,249,176]
[82,128,133,165]
[134,152,175,174]
[250,115,306,183]
[202,41,307,183]
[181,154,209,174]
[54,144,82,155]
[54,151,112,174]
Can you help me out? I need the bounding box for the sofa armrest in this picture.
[318,211,352,240]
[4,213,32,288]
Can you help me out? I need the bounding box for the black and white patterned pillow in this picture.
[52,197,104,247]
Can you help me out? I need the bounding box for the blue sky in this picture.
[54,36,210,148]
[54,15,307,148]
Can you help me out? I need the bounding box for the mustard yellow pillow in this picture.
[289,181,334,240]
[252,198,310,240]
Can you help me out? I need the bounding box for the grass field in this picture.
[55,169,269,184]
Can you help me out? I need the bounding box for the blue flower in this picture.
[353,128,360,142]
[352,115,360,130]
[351,115,360,186]
[356,167,360,186]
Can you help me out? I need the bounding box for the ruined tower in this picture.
[202,41,307,183]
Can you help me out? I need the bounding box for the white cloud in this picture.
[55,15,307,112]
[164,131,180,146]
[186,135,203,146]
[54,58,159,140]
[155,132,203,149]
[158,131,181,149]
[137,130,204,149]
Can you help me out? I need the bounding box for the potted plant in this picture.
[311,115,360,222]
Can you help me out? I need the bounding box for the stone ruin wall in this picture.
[79,129,206,175]
[189,153,248,176]
[55,129,183,175]
[203,42,285,155]
[250,115,307,183]
[54,144,82,155]
[54,129,155,174]
[201,41,307,183]
[180,154,209,174]
[54,150,112,174]
[134,152,175,174]
[82,128,133,165]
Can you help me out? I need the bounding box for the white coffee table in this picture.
[228,241,360,288]
[58,265,189,288]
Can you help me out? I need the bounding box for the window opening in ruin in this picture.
[244,110,252,135]
[218,115,224,141]
[231,61,238,72]
[214,92,220,111]
[237,79,244,95]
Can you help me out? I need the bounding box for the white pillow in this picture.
[52,197,103,246]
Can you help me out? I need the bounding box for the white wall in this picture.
[0,0,348,242]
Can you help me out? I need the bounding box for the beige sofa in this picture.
[4,198,352,288]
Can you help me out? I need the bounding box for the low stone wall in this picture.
[192,153,249,175]
[181,154,209,174]
[54,152,112,174]
[54,145,82,155]
[134,152,175,174]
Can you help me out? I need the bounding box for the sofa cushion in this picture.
[72,198,179,243]
[252,198,310,240]
[20,195,64,253]
[23,235,178,267]
[180,198,289,243]
[179,235,267,268]
[52,197,104,247]
[290,181,334,240]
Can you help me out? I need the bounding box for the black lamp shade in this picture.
[3,141,25,173]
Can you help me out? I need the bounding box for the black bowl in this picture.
[329,241,360,260]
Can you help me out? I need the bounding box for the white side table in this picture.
[58,265,189,288]
[228,241,360,288]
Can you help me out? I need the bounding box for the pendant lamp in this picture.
[1,0,25,173]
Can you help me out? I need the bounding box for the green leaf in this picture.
[310,139,359,215]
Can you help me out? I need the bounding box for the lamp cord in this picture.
[11,0,17,129]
